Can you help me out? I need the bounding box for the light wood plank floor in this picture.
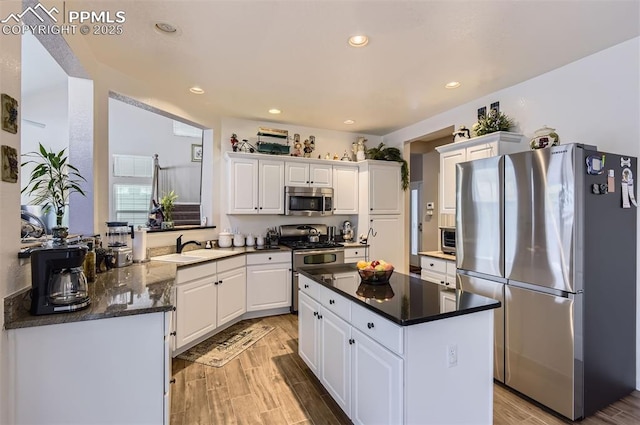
[171,314,640,425]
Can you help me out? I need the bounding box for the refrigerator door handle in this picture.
[507,279,572,298]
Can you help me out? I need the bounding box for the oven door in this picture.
[292,248,345,312]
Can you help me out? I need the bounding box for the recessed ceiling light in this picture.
[348,35,369,47]
[344,119,355,125]
[445,81,461,89]
[189,86,205,95]
[268,108,281,114]
[154,22,178,34]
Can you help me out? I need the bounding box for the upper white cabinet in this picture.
[333,165,359,214]
[227,154,284,214]
[285,162,332,187]
[368,163,402,215]
[436,132,523,214]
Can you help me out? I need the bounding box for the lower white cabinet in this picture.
[174,256,246,354]
[246,252,292,311]
[420,256,457,313]
[8,312,170,425]
[298,279,404,423]
[344,246,366,263]
[351,327,403,425]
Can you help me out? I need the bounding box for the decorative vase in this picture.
[530,126,560,150]
[51,226,69,246]
[161,221,174,230]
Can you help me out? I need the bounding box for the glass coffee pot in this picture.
[48,266,88,305]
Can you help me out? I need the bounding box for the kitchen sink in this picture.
[150,253,206,264]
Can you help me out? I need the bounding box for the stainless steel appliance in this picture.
[456,144,637,420]
[280,224,345,312]
[106,222,133,268]
[30,246,90,315]
[440,227,456,255]
[285,187,333,216]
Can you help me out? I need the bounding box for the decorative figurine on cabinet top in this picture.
[292,134,302,157]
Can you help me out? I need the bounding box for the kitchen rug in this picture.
[177,320,275,368]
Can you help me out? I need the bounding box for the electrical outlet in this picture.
[447,344,458,368]
[426,202,435,210]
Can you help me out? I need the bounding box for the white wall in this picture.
[0,3,29,423]
[384,37,640,389]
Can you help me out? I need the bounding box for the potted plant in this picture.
[472,109,514,136]
[21,143,86,244]
[159,190,178,229]
[365,143,409,190]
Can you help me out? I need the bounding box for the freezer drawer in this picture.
[505,284,580,420]
[457,273,504,382]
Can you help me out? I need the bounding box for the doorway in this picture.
[409,181,423,270]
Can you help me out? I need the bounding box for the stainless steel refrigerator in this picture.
[456,143,637,420]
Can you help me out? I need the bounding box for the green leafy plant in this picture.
[366,143,409,190]
[21,143,86,227]
[472,109,514,136]
[160,190,178,222]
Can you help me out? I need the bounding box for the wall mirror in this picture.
[108,93,205,230]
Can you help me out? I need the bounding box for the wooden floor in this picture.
[170,314,640,425]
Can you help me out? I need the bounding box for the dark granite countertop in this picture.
[4,262,176,330]
[298,264,500,326]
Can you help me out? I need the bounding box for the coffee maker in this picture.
[30,246,90,315]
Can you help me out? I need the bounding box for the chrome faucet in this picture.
[176,234,202,253]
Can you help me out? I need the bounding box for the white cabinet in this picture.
[333,165,359,214]
[319,307,352,414]
[368,163,401,214]
[351,327,403,425]
[298,291,321,374]
[420,255,457,313]
[344,246,366,263]
[298,275,403,424]
[227,154,284,214]
[436,131,523,214]
[285,161,332,187]
[357,160,405,272]
[8,313,169,425]
[368,215,403,268]
[246,252,292,311]
[175,274,217,349]
[174,256,247,354]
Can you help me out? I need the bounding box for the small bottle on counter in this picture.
[83,241,96,283]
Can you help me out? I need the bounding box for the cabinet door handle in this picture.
[306,181,309,184]
[370,208,373,211]
[367,322,375,329]
[268,257,272,260]
[172,307,177,311]
[254,207,258,210]
[259,207,263,210]
[219,280,223,284]
[304,284,309,288]
[317,314,322,320]
[430,263,434,267]
[354,251,358,255]
[313,311,318,316]
[329,299,335,304]
[170,331,176,336]
[170,378,176,384]
[349,338,355,345]
[311,181,314,184]
[440,280,445,284]
[445,282,449,286]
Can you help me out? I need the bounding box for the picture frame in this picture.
[191,144,202,162]
[1,93,18,134]
[1,145,18,183]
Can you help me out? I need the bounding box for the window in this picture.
[113,184,152,227]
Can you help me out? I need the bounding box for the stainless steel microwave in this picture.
[285,186,333,216]
[441,227,456,255]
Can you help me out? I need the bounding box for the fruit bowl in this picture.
[358,267,394,284]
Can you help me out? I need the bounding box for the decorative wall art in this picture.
[1,93,18,134]
[1,145,18,183]
[191,144,202,162]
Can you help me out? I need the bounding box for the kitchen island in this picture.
[298,264,500,425]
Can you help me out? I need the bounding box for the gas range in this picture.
[281,241,343,251]
[280,224,346,313]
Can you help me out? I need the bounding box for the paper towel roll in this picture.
[132,227,148,262]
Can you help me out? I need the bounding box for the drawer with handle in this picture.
[317,284,350,321]
[420,256,447,274]
[351,302,403,355]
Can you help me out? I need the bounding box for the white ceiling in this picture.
[55,1,640,135]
